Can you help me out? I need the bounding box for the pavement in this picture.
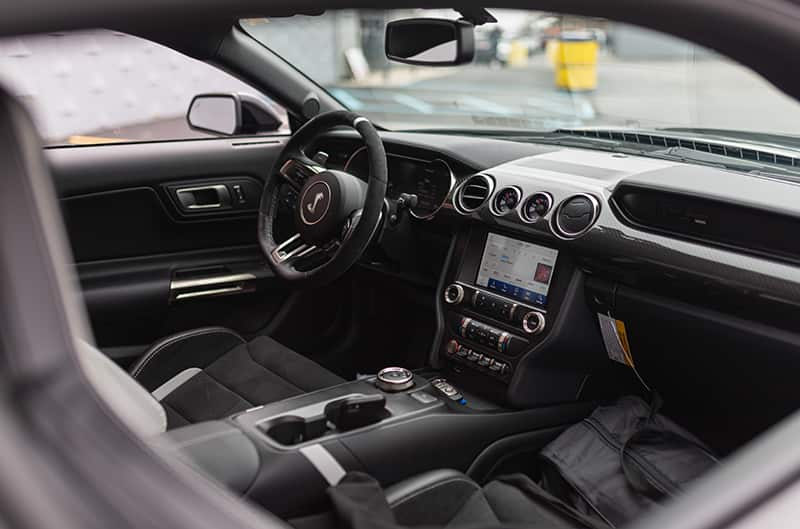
[326,55,800,137]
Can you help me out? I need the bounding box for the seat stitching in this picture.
[132,327,246,377]
[390,477,480,508]
[131,327,246,378]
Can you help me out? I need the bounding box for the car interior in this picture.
[6,2,800,529]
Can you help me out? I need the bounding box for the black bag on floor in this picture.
[540,395,718,527]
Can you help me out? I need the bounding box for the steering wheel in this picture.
[259,111,388,286]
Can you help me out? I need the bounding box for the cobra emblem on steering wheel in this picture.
[299,181,332,226]
[307,192,324,214]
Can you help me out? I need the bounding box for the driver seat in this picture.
[129,327,345,428]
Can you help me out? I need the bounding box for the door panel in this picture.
[62,186,260,261]
[48,136,290,360]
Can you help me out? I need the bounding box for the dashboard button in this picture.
[445,340,459,356]
[522,311,546,335]
[410,391,438,404]
[444,284,465,305]
[474,292,488,309]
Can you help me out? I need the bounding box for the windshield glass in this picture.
[242,9,800,137]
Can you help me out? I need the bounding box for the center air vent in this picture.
[456,174,494,213]
[553,194,601,239]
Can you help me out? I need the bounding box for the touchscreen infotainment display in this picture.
[475,233,559,307]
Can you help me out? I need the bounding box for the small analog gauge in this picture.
[492,187,522,216]
[521,193,553,223]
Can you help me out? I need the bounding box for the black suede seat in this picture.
[385,470,589,528]
[130,327,345,428]
[329,470,604,529]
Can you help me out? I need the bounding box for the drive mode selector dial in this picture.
[444,284,465,304]
[522,311,546,335]
[375,367,414,392]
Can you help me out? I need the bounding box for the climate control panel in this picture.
[444,282,546,336]
[459,317,511,353]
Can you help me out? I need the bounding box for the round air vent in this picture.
[553,194,601,239]
[455,174,494,213]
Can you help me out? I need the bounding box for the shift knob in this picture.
[375,367,414,392]
[324,394,387,431]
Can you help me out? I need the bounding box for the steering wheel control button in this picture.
[522,311,546,335]
[375,367,414,392]
[444,283,465,304]
[553,193,601,239]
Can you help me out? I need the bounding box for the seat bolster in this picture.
[385,469,479,507]
[78,340,167,436]
[386,470,498,526]
[130,327,246,391]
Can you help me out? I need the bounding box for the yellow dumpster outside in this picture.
[507,40,529,67]
[554,31,598,91]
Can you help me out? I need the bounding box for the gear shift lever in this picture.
[324,394,388,431]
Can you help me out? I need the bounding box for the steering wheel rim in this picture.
[258,111,388,287]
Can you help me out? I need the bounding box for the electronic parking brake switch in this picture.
[431,378,467,405]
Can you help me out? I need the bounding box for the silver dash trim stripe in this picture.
[299,444,346,486]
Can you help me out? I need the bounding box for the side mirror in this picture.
[385,18,475,66]
[187,93,283,136]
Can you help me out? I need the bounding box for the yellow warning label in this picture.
[614,319,634,368]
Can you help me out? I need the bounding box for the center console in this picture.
[434,225,607,407]
[157,371,594,519]
[155,225,608,522]
[442,232,557,380]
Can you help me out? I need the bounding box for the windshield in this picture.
[242,9,800,138]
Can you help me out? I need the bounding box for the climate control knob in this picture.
[522,311,546,335]
[444,283,465,305]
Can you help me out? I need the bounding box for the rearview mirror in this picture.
[187,93,283,136]
[385,18,475,66]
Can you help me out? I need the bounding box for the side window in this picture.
[0,30,289,146]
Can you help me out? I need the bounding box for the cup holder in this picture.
[262,415,328,446]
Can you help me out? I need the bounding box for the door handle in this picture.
[175,185,231,211]
[169,272,257,302]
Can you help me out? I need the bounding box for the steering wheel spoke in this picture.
[279,155,325,191]
[260,110,387,285]
[270,233,317,264]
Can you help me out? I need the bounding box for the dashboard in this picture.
[307,130,800,421]
[343,147,454,219]
[311,131,800,316]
